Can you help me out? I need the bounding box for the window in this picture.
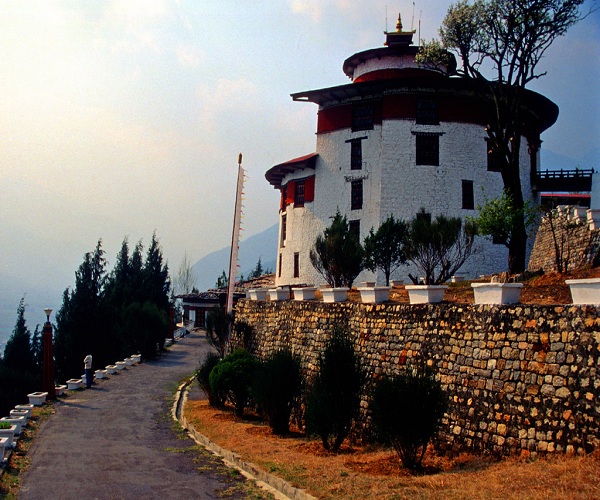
[415,133,440,166]
[486,139,502,172]
[280,213,287,246]
[352,102,374,131]
[349,220,360,241]
[278,253,282,277]
[416,98,439,125]
[294,179,305,207]
[351,180,363,210]
[350,139,363,170]
[462,180,474,210]
[293,252,300,278]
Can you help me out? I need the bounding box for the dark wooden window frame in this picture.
[293,252,300,278]
[462,180,474,210]
[351,179,363,210]
[294,179,305,207]
[346,136,367,170]
[413,132,442,166]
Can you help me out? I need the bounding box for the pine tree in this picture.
[54,240,108,380]
[0,298,40,415]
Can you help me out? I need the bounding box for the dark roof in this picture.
[291,77,558,132]
[265,153,318,188]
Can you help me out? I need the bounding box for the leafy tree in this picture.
[253,349,302,435]
[404,209,476,285]
[469,190,536,272]
[418,0,588,273]
[364,215,408,286]
[306,327,365,451]
[370,362,447,470]
[309,211,364,288]
[206,306,232,358]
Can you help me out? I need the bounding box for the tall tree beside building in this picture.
[364,215,409,286]
[310,211,365,288]
[419,0,587,273]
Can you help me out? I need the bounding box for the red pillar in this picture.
[169,307,175,340]
[41,322,56,399]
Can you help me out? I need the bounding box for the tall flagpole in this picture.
[226,153,245,315]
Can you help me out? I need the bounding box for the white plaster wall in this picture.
[275,114,540,286]
[351,54,419,81]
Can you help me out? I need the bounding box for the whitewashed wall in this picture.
[275,118,540,286]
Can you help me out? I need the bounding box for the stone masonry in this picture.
[232,299,600,457]
[528,209,600,273]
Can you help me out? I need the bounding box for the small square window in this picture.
[416,133,439,166]
[351,180,363,210]
[462,180,474,210]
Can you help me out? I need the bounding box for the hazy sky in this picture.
[0,0,598,300]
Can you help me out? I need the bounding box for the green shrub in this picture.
[370,362,448,470]
[253,349,302,435]
[209,348,258,417]
[306,328,365,451]
[196,352,223,407]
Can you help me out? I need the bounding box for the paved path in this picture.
[18,332,256,499]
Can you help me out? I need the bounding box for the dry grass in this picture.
[185,399,600,500]
[0,404,55,498]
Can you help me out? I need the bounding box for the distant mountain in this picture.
[191,224,279,292]
[542,148,599,171]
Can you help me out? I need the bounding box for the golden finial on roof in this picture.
[396,13,403,32]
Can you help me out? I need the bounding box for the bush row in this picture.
[196,325,448,469]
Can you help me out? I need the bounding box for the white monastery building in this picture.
[266,16,558,287]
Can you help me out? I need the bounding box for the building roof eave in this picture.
[265,152,318,188]
[290,77,558,131]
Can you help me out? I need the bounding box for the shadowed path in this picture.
[18,332,255,499]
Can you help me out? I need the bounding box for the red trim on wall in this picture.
[281,175,315,208]
[285,180,295,206]
[354,68,440,82]
[316,94,490,134]
[304,175,315,202]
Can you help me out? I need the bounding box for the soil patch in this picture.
[184,399,600,499]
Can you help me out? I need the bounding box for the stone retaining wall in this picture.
[528,210,600,273]
[232,300,600,457]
